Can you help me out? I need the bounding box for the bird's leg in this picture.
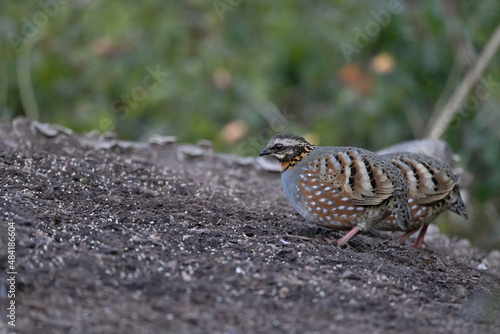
[337,227,360,246]
[409,223,430,248]
[396,229,419,244]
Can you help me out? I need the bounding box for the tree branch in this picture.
[427,23,500,139]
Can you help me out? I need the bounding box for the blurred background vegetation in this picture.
[1,0,499,250]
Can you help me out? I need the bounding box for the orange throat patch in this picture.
[281,149,312,172]
[280,161,292,172]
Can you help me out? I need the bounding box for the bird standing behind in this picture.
[260,133,410,246]
[376,152,468,248]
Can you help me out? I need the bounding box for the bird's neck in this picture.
[281,145,315,172]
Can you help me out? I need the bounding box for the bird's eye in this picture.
[274,144,284,151]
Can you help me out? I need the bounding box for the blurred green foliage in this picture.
[1,0,499,250]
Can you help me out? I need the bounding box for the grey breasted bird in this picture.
[260,133,410,246]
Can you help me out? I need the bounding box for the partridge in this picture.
[260,133,410,246]
[375,152,468,248]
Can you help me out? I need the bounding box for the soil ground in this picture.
[1,118,500,334]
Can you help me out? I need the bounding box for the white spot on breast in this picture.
[357,207,364,211]
[328,201,333,206]
[347,207,354,211]
[408,198,414,203]
[311,201,317,206]
[341,197,349,201]
[325,216,331,220]
[338,206,345,210]
[340,214,348,219]
[411,205,418,210]
[319,198,326,202]
[324,187,331,191]
[416,210,422,216]
[319,217,325,222]
[315,191,322,195]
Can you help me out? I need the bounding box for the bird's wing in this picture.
[386,153,457,205]
[309,148,399,206]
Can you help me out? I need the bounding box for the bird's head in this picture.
[259,133,315,171]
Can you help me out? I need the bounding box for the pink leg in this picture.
[337,227,360,247]
[396,229,419,244]
[410,223,430,248]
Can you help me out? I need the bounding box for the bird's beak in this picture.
[259,148,271,156]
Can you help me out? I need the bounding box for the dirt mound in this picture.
[1,118,499,333]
